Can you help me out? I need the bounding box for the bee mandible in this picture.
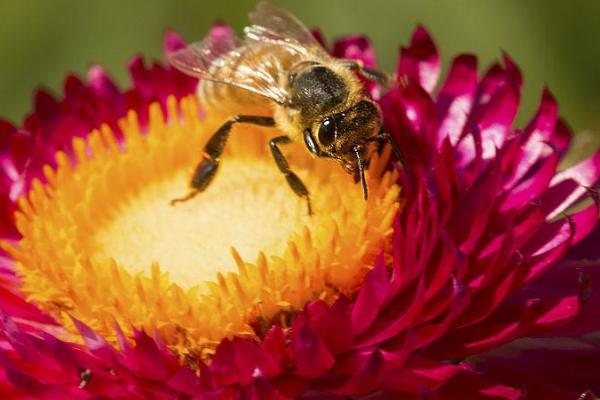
[168,2,402,215]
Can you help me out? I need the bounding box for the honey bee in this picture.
[168,2,402,214]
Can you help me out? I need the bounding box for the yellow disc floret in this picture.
[2,96,400,357]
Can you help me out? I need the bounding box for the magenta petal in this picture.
[436,54,478,148]
[379,356,461,393]
[167,367,203,395]
[210,339,238,386]
[261,326,292,369]
[397,26,440,93]
[128,331,173,380]
[29,89,60,127]
[207,22,236,40]
[551,118,572,158]
[447,162,500,253]
[71,317,117,367]
[504,89,559,188]
[472,78,519,159]
[231,337,281,384]
[501,52,523,91]
[432,365,522,400]
[474,63,518,109]
[500,147,559,211]
[529,262,600,337]
[1,308,43,362]
[332,35,379,97]
[4,129,32,175]
[524,87,558,142]
[542,149,600,219]
[0,283,54,325]
[332,35,376,67]
[306,297,353,354]
[324,349,384,395]
[570,199,599,245]
[1,362,50,397]
[87,65,120,102]
[249,376,287,400]
[163,30,187,53]
[567,222,600,261]
[0,118,16,144]
[292,315,335,379]
[350,263,390,338]
[474,337,600,399]
[355,277,426,347]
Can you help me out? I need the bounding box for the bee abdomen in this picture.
[199,80,272,116]
[197,44,295,115]
[197,79,222,111]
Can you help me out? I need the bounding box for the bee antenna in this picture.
[353,145,368,200]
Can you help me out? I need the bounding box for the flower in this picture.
[1,21,600,400]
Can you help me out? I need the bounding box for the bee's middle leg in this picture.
[171,115,275,205]
[269,135,312,216]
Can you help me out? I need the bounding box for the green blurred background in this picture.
[1,0,599,154]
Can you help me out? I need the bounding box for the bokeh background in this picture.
[1,0,599,158]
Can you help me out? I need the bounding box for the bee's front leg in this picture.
[340,59,391,89]
[171,115,275,205]
[366,131,407,171]
[269,135,312,216]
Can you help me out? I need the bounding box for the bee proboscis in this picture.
[168,2,402,214]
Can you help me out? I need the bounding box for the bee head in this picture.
[300,99,381,191]
[314,100,382,155]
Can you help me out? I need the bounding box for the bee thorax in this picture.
[289,65,349,122]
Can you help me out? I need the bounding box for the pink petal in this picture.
[163,30,187,53]
[351,263,390,338]
[474,337,600,399]
[292,315,335,379]
[397,26,440,93]
[332,35,376,68]
[542,149,600,219]
[436,54,478,148]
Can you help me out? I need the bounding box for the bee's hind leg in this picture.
[170,115,275,206]
[170,158,217,205]
[269,135,312,216]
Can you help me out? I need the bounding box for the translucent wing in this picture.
[167,33,291,105]
[245,1,330,59]
[167,33,242,78]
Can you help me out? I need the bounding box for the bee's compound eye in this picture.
[317,117,336,147]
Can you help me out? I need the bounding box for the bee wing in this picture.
[245,1,330,59]
[167,33,291,105]
[248,3,395,96]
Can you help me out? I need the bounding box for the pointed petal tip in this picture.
[86,64,106,81]
[163,30,187,53]
[501,51,523,89]
[412,25,433,43]
[409,24,438,58]
[454,53,478,67]
[208,22,235,40]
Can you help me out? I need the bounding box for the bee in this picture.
[168,2,402,214]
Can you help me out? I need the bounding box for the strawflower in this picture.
[1,18,600,400]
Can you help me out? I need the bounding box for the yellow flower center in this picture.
[3,96,400,357]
